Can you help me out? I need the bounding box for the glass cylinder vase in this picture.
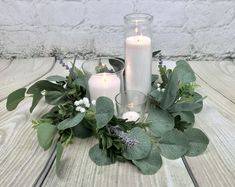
[82,57,125,103]
[124,13,153,95]
[115,90,147,122]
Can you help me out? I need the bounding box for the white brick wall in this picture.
[0,0,234,59]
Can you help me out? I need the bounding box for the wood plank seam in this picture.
[0,58,56,103]
[194,72,235,105]
[182,156,199,187]
[33,145,57,187]
[0,58,13,73]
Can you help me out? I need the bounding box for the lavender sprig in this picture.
[59,59,70,70]
[108,126,139,146]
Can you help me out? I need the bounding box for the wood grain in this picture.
[0,58,54,101]
[0,58,69,187]
[184,61,235,187]
[189,61,235,103]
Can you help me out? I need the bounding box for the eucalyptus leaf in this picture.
[89,144,113,166]
[47,75,66,82]
[37,123,57,150]
[132,146,162,175]
[45,91,66,105]
[151,74,159,84]
[174,60,196,83]
[122,127,152,160]
[160,70,178,110]
[74,66,85,79]
[147,107,174,137]
[27,80,64,94]
[56,142,63,173]
[169,102,202,113]
[30,93,43,113]
[192,92,204,113]
[57,113,85,130]
[159,129,189,159]
[72,120,93,138]
[6,88,26,111]
[73,78,86,88]
[96,97,114,129]
[149,89,163,103]
[184,128,209,156]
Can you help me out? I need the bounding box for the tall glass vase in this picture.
[124,13,153,95]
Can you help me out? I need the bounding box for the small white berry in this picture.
[161,88,165,92]
[80,108,86,113]
[83,97,89,104]
[157,83,161,87]
[157,88,161,92]
[91,100,96,105]
[77,99,84,105]
[74,101,80,106]
[85,102,90,108]
[75,106,82,111]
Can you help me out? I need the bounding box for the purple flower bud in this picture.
[65,65,70,70]
[108,126,139,146]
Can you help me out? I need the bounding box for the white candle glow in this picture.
[125,35,152,95]
[122,111,140,122]
[88,73,121,102]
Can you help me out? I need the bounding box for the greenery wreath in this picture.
[6,52,209,175]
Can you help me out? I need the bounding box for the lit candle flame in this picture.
[135,27,138,34]
[128,102,134,108]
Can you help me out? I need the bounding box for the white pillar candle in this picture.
[122,111,140,122]
[88,73,121,102]
[125,35,152,95]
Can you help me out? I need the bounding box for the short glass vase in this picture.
[82,57,125,103]
[115,90,147,122]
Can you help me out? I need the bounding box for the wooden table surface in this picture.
[0,58,234,187]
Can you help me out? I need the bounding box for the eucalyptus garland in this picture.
[6,54,209,175]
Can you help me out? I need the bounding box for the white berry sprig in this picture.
[74,97,96,113]
[156,83,165,92]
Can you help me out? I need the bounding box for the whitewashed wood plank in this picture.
[0,57,54,101]
[184,61,235,187]
[189,61,235,103]
[42,138,194,187]
[0,59,70,187]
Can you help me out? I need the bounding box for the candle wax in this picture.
[88,73,120,102]
[125,35,152,95]
[122,111,140,122]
